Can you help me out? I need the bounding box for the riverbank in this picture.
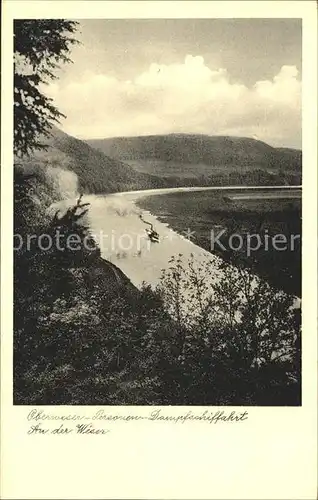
[51,184,301,297]
[136,188,301,296]
[15,178,301,405]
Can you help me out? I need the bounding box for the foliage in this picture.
[14,172,301,405]
[156,255,301,405]
[14,20,79,157]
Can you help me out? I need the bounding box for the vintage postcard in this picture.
[1,1,317,499]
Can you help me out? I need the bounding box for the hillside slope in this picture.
[86,134,302,183]
[24,127,168,194]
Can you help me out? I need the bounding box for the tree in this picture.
[157,255,301,405]
[14,20,79,157]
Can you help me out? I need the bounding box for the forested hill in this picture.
[86,134,302,185]
[87,133,301,169]
[23,129,302,193]
[26,126,168,194]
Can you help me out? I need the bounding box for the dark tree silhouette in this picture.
[14,20,79,157]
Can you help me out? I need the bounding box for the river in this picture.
[51,185,301,314]
[83,185,300,287]
[83,189,221,289]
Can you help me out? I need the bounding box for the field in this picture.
[137,189,302,296]
[127,159,280,178]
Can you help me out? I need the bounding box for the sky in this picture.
[45,19,302,148]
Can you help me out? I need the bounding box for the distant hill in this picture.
[86,134,302,184]
[19,127,168,195]
[275,147,302,164]
[20,130,301,194]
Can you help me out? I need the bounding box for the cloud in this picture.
[44,55,301,147]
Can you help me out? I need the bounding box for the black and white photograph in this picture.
[13,17,302,406]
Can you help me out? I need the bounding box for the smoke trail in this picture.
[46,166,79,200]
[89,195,141,218]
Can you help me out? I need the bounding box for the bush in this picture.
[14,173,300,405]
[156,254,301,405]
